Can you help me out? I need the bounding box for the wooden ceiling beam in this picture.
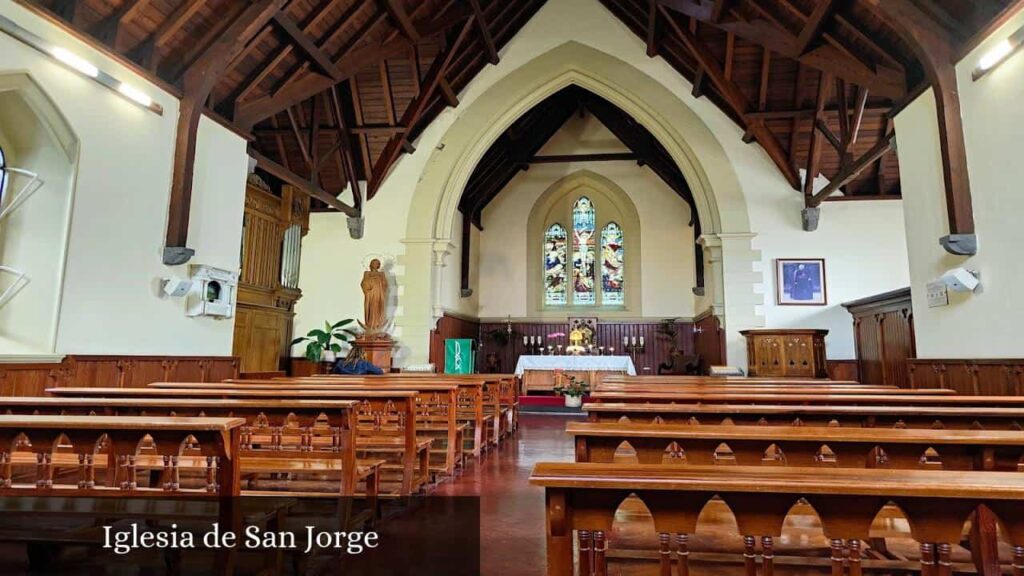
[272,11,342,81]
[795,0,836,55]
[164,0,286,265]
[757,48,771,111]
[803,71,832,199]
[863,0,975,253]
[469,0,500,64]
[235,6,473,128]
[646,0,659,56]
[745,103,889,119]
[368,16,476,199]
[250,149,358,216]
[286,105,312,169]
[808,131,895,206]
[529,153,640,164]
[814,117,841,151]
[661,6,801,190]
[328,86,361,207]
[88,0,146,47]
[660,0,906,99]
[844,85,869,161]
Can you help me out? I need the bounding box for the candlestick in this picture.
[523,335,528,346]
[639,336,645,347]
[609,347,615,355]
[631,336,637,346]
[622,336,628,347]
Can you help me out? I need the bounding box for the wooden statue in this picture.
[360,258,389,338]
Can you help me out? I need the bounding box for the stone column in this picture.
[698,233,765,370]
[394,237,452,367]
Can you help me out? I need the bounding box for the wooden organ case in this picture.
[231,178,310,372]
[740,329,829,378]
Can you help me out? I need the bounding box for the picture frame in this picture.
[775,258,827,305]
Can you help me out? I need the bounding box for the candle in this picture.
[523,335,528,346]
[622,336,628,347]
[631,336,637,346]
[609,347,615,355]
[639,336,645,347]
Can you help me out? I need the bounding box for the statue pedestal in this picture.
[356,337,394,372]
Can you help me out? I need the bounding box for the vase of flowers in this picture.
[553,375,589,408]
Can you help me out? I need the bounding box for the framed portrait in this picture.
[775,258,827,305]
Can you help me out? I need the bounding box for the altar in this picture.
[515,355,637,394]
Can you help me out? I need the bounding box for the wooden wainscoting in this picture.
[907,359,1024,395]
[842,288,915,387]
[0,355,239,396]
[826,359,860,381]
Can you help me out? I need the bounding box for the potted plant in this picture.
[553,374,589,408]
[291,319,359,363]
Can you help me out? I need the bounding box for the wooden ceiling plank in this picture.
[469,0,500,64]
[164,2,252,83]
[250,149,358,215]
[165,0,286,264]
[809,131,895,205]
[153,0,204,48]
[795,0,836,55]
[88,0,146,47]
[381,0,421,41]
[757,48,771,111]
[661,5,801,190]
[368,15,476,198]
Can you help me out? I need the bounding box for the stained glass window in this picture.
[601,222,624,305]
[543,224,568,305]
[572,197,596,305]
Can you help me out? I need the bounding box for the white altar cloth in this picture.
[514,355,637,376]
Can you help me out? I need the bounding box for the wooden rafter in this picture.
[470,0,500,64]
[250,149,358,216]
[661,6,801,190]
[795,0,837,55]
[272,11,342,81]
[803,71,832,199]
[368,16,476,198]
[164,0,286,264]
[808,132,895,205]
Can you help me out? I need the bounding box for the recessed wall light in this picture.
[973,27,1024,81]
[0,14,163,114]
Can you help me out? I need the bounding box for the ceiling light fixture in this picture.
[973,26,1024,81]
[0,14,163,115]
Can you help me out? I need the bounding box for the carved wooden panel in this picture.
[742,330,829,378]
[693,309,725,374]
[842,288,914,386]
[908,360,1024,396]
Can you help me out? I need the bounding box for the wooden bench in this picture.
[370,373,521,436]
[228,377,495,458]
[158,381,466,477]
[46,387,427,496]
[602,375,862,385]
[586,391,1024,405]
[568,421,1024,470]
[585,402,1024,430]
[0,396,380,496]
[592,385,955,395]
[0,415,242,498]
[530,462,1024,576]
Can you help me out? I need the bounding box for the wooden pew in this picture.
[568,421,1024,470]
[153,381,464,479]
[0,396,379,496]
[0,415,242,498]
[603,375,862,385]
[367,373,521,435]
[46,387,426,496]
[593,384,945,395]
[530,462,1024,576]
[586,391,1024,405]
[225,377,494,458]
[584,402,1024,430]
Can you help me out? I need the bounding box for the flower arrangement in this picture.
[552,375,589,398]
[547,332,566,339]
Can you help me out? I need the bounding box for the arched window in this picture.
[601,222,624,305]
[572,197,596,305]
[543,223,568,305]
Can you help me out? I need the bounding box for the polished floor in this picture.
[435,413,585,576]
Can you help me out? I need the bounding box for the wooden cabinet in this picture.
[740,329,829,378]
[842,288,915,387]
[231,179,309,373]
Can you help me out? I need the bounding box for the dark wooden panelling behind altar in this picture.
[692,309,725,374]
[842,288,915,387]
[475,319,695,375]
[908,359,1024,396]
[0,355,240,397]
[429,315,481,371]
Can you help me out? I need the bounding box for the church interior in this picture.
[0,0,1023,574]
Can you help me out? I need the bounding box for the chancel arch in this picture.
[400,41,765,366]
[526,170,642,317]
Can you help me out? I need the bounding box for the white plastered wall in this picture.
[296,0,914,365]
[893,9,1024,358]
[0,0,249,358]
